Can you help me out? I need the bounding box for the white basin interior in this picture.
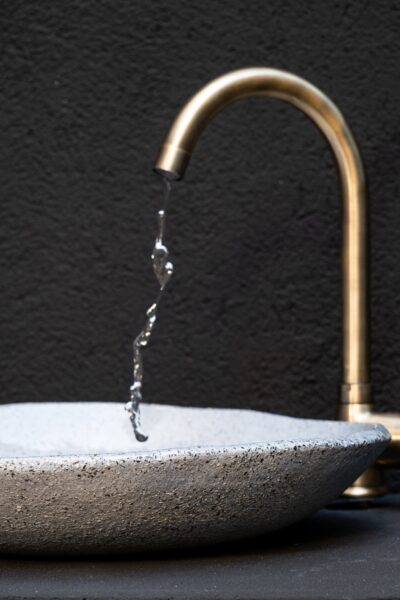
[0,401,384,458]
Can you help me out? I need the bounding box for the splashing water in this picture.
[125,178,174,441]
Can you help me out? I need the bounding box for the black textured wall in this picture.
[1,1,400,420]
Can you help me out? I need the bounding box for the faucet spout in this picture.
[154,67,370,405]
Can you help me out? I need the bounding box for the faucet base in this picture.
[342,466,388,499]
[340,401,400,496]
[339,402,400,466]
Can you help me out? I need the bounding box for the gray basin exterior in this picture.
[0,402,390,556]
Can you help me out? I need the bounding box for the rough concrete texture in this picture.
[0,402,389,554]
[2,496,400,599]
[1,1,400,420]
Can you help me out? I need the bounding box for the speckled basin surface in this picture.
[0,402,389,556]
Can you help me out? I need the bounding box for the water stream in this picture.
[125,178,174,441]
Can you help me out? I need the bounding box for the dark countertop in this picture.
[1,495,400,600]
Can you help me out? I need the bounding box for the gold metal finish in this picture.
[155,67,369,395]
[340,403,400,467]
[342,466,388,499]
[155,67,400,496]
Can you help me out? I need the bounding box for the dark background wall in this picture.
[1,0,400,420]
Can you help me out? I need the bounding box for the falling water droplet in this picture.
[125,179,174,441]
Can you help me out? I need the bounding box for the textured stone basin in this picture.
[0,402,389,556]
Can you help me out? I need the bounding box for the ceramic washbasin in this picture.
[0,402,389,555]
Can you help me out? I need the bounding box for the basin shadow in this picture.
[129,504,382,561]
[1,498,393,564]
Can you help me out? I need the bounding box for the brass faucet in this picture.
[154,68,400,497]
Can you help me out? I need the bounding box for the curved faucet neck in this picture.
[154,68,370,404]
